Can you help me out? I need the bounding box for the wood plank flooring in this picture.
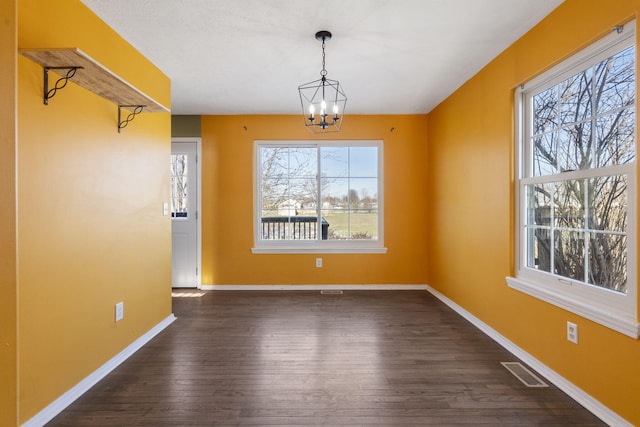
[47,290,605,426]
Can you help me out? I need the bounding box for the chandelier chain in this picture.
[321,39,327,77]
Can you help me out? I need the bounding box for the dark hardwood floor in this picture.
[47,290,605,426]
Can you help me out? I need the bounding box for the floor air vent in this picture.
[501,362,548,388]
[321,290,344,295]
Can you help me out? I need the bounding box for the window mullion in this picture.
[584,70,596,285]
[584,178,590,285]
[316,145,321,242]
[347,147,351,238]
[550,184,555,274]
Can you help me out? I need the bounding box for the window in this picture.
[253,140,385,254]
[170,153,189,218]
[508,21,639,338]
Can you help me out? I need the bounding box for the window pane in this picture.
[260,148,317,210]
[321,146,348,178]
[171,154,188,175]
[526,227,551,272]
[559,69,593,125]
[588,232,627,293]
[554,230,585,281]
[350,146,378,177]
[349,178,377,209]
[320,210,378,240]
[525,183,552,226]
[261,178,286,209]
[289,178,317,213]
[558,122,592,172]
[289,148,317,178]
[350,210,378,240]
[170,154,188,218]
[595,45,635,114]
[553,180,585,229]
[595,109,635,167]
[260,147,287,178]
[533,86,558,135]
[322,178,348,209]
[261,146,316,179]
[322,210,348,240]
[532,132,559,176]
[171,199,187,217]
[588,175,627,232]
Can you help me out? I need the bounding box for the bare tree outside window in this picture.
[526,45,634,293]
[260,146,317,216]
[170,154,188,218]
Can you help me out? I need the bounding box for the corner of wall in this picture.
[171,115,202,137]
[0,0,18,425]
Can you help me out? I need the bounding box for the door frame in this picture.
[171,137,202,289]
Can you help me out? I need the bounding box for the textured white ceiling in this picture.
[80,0,563,115]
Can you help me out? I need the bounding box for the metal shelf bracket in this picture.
[118,105,145,133]
[44,67,80,105]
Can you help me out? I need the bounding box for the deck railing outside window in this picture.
[261,216,329,240]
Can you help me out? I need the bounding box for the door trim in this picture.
[171,137,202,289]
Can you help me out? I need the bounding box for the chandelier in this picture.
[298,30,347,133]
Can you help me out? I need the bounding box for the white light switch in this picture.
[115,302,124,322]
[163,202,169,216]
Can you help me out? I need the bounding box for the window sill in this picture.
[251,246,388,254]
[506,276,639,339]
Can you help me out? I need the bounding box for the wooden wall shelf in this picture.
[19,48,169,130]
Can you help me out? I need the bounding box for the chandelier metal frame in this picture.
[298,30,347,133]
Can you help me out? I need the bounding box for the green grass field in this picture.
[321,211,378,239]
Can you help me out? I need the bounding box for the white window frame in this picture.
[507,21,639,338]
[252,140,387,254]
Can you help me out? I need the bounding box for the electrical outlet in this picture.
[567,321,578,344]
[115,302,124,322]
[316,258,323,268]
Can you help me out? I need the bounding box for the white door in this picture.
[171,141,199,288]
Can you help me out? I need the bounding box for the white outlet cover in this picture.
[316,258,322,268]
[567,321,578,344]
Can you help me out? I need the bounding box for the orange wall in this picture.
[201,115,429,286]
[0,0,18,425]
[16,0,172,423]
[427,0,640,424]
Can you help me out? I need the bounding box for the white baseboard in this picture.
[424,285,632,427]
[200,284,429,291]
[22,314,177,427]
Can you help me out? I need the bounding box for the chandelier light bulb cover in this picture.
[298,30,347,133]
